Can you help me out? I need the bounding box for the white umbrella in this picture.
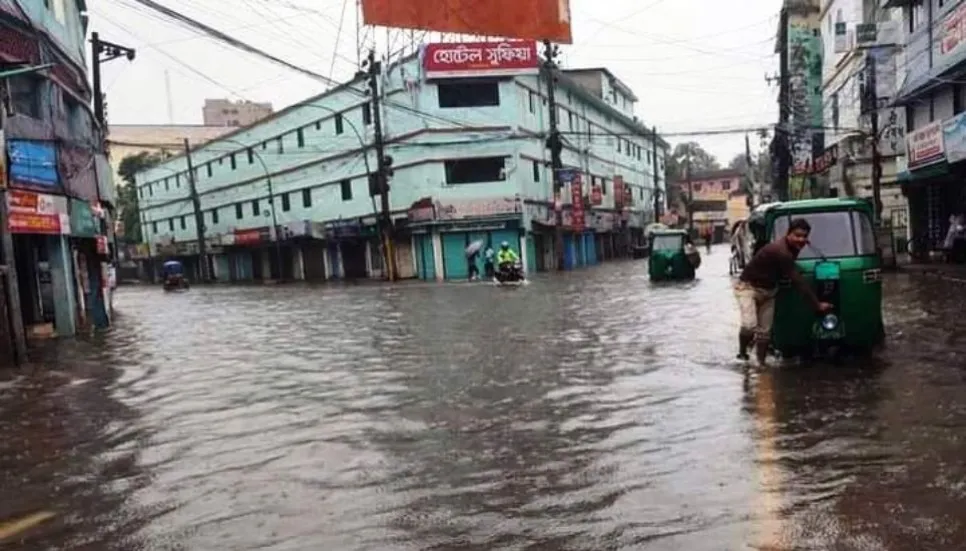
[465,240,484,256]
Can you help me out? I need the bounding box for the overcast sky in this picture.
[90,0,779,163]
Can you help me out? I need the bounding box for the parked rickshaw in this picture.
[162,260,190,291]
[648,229,699,281]
[747,198,884,358]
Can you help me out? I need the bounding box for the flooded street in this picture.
[3,248,966,550]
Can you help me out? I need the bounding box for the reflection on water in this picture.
[1,251,965,550]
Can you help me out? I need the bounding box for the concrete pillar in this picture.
[518,233,528,273]
[431,231,444,282]
[336,243,345,278]
[261,250,272,280]
[323,244,333,279]
[364,240,374,278]
[293,246,305,280]
[410,235,418,275]
[47,236,77,337]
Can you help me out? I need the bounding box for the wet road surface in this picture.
[2,248,966,550]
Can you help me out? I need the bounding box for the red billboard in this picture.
[424,41,539,79]
[361,0,572,44]
[570,173,584,231]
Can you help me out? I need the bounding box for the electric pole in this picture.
[866,53,883,224]
[543,40,565,271]
[367,49,398,281]
[744,133,756,209]
[183,138,208,282]
[90,32,135,129]
[0,80,26,365]
[686,145,694,235]
[652,126,661,223]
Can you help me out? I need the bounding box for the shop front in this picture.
[69,198,111,329]
[406,196,526,280]
[901,119,962,258]
[222,227,270,281]
[6,189,78,337]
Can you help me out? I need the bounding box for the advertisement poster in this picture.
[570,173,584,231]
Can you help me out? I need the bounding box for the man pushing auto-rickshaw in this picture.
[733,218,832,364]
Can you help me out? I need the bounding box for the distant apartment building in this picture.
[135,42,668,283]
[673,169,747,242]
[108,124,235,187]
[202,99,274,127]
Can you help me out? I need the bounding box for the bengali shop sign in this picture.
[6,189,69,235]
[423,41,539,79]
[905,120,945,169]
[941,2,966,57]
[570,173,585,231]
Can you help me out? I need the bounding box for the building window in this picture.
[175,174,180,187]
[362,103,372,125]
[211,209,219,224]
[297,128,305,148]
[8,75,42,118]
[647,151,652,164]
[247,148,254,164]
[276,137,284,154]
[164,178,169,191]
[315,120,321,130]
[335,114,344,135]
[616,137,621,152]
[340,179,353,201]
[532,160,540,182]
[168,219,174,232]
[230,153,237,170]
[437,80,500,108]
[235,203,243,219]
[180,216,186,230]
[152,221,158,233]
[302,188,312,207]
[281,193,290,212]
[206,163,212,177]
[721,180,731,191]
[444,157,506,184]
[528,91,535,113]
[601,178,608,195]
[252,200,260,216]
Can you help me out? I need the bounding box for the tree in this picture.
[116,151,162,243]
[665,142,720,211]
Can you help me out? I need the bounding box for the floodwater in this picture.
[2,248,966,550]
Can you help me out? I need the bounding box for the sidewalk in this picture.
[899,262,966,283]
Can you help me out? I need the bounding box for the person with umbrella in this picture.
[483,243,495,278]
[465,240,483,281]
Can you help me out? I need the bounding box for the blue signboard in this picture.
[7,140,59,189]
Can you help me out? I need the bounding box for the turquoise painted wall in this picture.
[47,235,76,336]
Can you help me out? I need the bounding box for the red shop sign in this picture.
[613,175,624,208]
[423,41,539,79]
[6,189,65,235]
[570,174,585,231]
[234,228,264,245]
[590,185,602,205]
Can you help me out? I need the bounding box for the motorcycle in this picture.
[494,261,526,285]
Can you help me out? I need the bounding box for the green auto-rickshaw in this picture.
[747,198,885,358]
[648,229,699,281]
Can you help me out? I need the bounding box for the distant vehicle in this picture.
[494,260,526,286]
[161,260,190,292]
[747,198,884,358]
[648,229,698,281]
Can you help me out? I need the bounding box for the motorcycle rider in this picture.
[496,241,519,273]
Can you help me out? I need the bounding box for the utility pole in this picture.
[686,145,694,235]
[866,53,883,224]
[90,32,135,129]
[543,40,565,271]
[0,82,26,365]
[652,126,661,223]
[744,133,756,209]
[367,49,398,281]
[183,138,208,282]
